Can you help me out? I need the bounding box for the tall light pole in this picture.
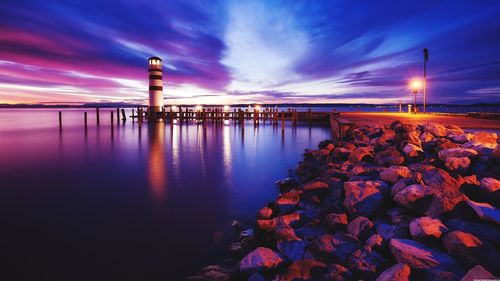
[423,48,429,113]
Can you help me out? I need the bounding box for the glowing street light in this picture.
[255,105,261,111]
[409,79,422,114]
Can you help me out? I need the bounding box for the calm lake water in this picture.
[0,109,331,281]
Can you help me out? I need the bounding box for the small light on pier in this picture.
[195,105,202,111]
[409,79,422,114]
[172,105,178,111]
[224,119,230,125]
[255,105,261,111]
[223,105,230,112]
[410,79,422,92]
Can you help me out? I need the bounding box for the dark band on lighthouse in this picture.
[148,56,163,113]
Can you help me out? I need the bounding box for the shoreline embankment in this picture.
[189,119,499,281]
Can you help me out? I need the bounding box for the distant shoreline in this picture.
[1,103,499,109]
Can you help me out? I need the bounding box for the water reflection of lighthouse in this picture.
[148,122,167,200]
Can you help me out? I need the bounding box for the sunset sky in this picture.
[1,0,500,105]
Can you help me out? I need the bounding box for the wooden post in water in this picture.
[138,107,143,123]
[169,106,174,126]
[96,107,100,125]
[58,111,62,129]
[281,110,285,131]
[121,109,126,121]
[111,111,114,124]
[116,108,120,123]
[84,112,88,128]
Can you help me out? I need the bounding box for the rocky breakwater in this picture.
[188,121,500,281]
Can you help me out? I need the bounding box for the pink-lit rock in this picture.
[375,263,411,281]
[409,217,448,239]
[480,177,500,192]
[466,200,500,225]
[239,247,284,273]
[380,166,412,183]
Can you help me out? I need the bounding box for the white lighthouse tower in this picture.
[148,56,163,113]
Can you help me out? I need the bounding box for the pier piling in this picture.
[84,112,88,127]
[59,111,62,129]
[96,107,100,125]
[121,109,126,121]
[281,110,285,131]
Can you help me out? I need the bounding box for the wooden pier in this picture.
[129,106,331,125]
[57,107,500,142]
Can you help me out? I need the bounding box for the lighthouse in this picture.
[148,56,163,113]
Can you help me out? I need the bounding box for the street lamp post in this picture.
[423,48,429,113]
[410,79,421,114]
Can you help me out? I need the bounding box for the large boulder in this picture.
[256,219,277,232]
[349,147,374,163]
[445,157,471,173]
[466,200,500,225]
[461,265,498,281]
[387,208,414,228]
[389,239,464,279]
[409,217,448,240]
[312,233,362,264]
[376,223,409,242]
[326,213,348,230]
[445,219,500,246]
[438,148,477,161]
[471,131,497,149]
[442,231,500,274]
[319,139,335,151]
[239,247,284,273]
[402,143,423,158]
[393,184,434,215]
[333,147,352,160]
[257,206,273,219]
[323,264,353,281]
[446,124,464,136]
[277,240,306,262]
[452,133,472,144]
[347,216,375,241]
[438,148,478,161]
[347,246,388,280]
[302,181,329,192]
[380,166,412,183]
[480,177,500,193]
[276,190,302,214]
[375,263,411,281]
[295,223,328,241]
[375,147,404,166]
[366,234,384,250]
[274,259,327,281]
[423,123,447,137]
[422,168,460,189]
[344,181,389,217]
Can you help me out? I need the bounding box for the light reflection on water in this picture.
[0,108,332,281]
